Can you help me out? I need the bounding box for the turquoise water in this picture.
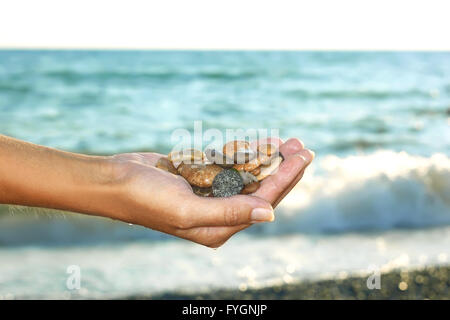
[0,51,449,299]
[1,51,449,155]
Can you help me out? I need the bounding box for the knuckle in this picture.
[289,138,305,150]
[223,205,240,226]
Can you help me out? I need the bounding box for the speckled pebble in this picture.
[212,169,244,197]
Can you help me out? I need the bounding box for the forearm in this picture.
[0,135,119,217]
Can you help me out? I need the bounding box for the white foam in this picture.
[263,151,450,234]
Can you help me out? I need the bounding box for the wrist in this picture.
[77,155,129,220]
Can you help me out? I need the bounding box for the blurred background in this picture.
[0,50,449,299]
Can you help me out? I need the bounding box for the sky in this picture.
[0,0,449,50]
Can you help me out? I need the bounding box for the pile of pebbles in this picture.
[156,140,284,197]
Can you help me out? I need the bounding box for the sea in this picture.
[0,51,449,299]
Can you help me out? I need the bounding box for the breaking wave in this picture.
[263,151,450,234]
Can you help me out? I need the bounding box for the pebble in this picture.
[192,186,213,197]
[257,143,277,156]
[257,143,280,165]
[205,148,234,167]
[239,170,258,185]
[250,166,261,176]
[256,155,283,181]
[223,140,250,157]
[233,149,257,164]
[212,169,244,197]
[178,163,223,188]
[241,181,260,194]
[233,157,261,172]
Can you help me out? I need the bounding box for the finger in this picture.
[184,194,274,227]
[270,139,309,207]
[252,148,314,204]
[278,138,305,157]
[272,168,305,208]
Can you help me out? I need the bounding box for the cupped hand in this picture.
[107,138,314,247]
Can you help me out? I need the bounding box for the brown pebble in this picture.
[223,140,250,157]
[192,186,213,197]
[233,149,257,164]
[250,166,261,176]
[233,157,261,172]
[256,155,283,181]
[178,163,223,188]
[241,181,260,194]
[155,157,178,174]
[257,143,277,156]
[257,144,280,165]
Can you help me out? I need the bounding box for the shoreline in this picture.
[131,265,449,300]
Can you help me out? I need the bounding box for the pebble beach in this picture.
[143,266,450,300]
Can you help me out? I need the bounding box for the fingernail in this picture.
[251,208,274,222]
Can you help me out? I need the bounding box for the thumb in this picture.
[186,195,274,227]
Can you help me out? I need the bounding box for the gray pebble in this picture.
[212,169,244,197]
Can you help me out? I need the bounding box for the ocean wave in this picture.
[327,138,392,151]
[258,151,450,235]
[286,88,432,100]
[0,83,31,94]
[43,69,258,83]
[409,106,450,116]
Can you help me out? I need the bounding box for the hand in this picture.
[107,138,314,248]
